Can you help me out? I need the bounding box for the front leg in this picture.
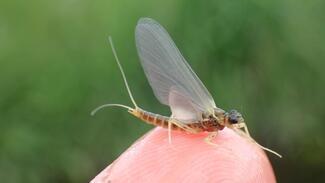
[234,122,251,137]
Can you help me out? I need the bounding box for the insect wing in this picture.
[135,18,216,122]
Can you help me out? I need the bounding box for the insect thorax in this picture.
[193,109,226,132]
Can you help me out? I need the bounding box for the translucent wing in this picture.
[135,18,216,122]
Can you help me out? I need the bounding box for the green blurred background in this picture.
[0,0,324,182]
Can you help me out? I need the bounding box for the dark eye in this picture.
[229,116,238,124]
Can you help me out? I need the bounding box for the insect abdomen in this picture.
[129,108,183,131]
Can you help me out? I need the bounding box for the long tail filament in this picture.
[91,36,138,116]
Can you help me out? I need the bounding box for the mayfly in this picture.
[92,18,282,158]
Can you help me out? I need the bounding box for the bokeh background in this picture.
[1,0,324,182]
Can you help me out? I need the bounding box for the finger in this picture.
[91,127,276,183]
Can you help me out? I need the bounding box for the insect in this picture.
[92,18,281,158]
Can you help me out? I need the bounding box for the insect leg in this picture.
[232,127,282,158]
[168,120,172,144]
[168,119,198,134]
[212,113,220,121]
[204,132,219,147]
[165,119,197,144]
[235,122,251,137]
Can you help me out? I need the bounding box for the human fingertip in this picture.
[91,127,276,183]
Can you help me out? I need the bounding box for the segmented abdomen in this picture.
[129,108,221,133]
[136,109,185,131]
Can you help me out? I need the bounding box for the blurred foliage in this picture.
[0,0,324,182]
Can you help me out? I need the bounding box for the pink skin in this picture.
[91,127,276,183]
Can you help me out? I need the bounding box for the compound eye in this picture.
[229,115,238,124]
